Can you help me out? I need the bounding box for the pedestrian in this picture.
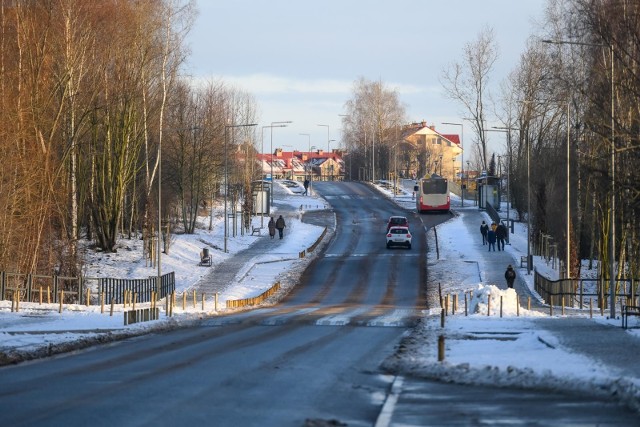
[491,222,497,232]
[268,217,276,239]
[505,264,516,288]
[480,221,489,245]
[303,179,310,196]
[275,215,286,239]
[487,227,496,252]
[496,222,507,251]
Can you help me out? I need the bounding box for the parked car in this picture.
[387,215,409,231]
[386,226,412,249]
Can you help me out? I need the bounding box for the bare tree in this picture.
[441,26,499,171]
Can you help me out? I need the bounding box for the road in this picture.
[0,181,637,426]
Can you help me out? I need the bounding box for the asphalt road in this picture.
[0,181,637,426]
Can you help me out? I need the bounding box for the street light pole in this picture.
[270,121,292,208]
[543,38,615,316]
[224,123,257,253]
[442,122,464,207]
[300,133,311,186]
[317,124,330,153]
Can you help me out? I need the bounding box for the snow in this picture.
[1,179,639,411]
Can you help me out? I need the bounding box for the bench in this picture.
[251,227,261,236]
[622,305,640,329]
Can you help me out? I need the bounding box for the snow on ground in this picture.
[1,179,640,412]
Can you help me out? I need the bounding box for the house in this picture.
[402,121,462,182]
[257,148,344,182]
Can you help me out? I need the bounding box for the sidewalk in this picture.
[194,183,335,298]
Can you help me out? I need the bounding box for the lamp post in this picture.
[270,121,292,208]
[317,124,330,152]
[490,126,519,251]
[299,133,311,180]
[543,38,614,316]
[261,125,286,227]
[224,123,257,253]
[442,122,464,206]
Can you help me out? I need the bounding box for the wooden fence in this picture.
[1,271,175,305]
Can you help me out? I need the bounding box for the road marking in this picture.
[375,375,404,427]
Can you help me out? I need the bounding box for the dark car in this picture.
[387,215,409,231]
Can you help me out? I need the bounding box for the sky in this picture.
[184,0,548,156]
[2,179,639,411]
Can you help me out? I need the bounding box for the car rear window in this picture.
[390,228,409,234]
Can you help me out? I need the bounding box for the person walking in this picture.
[303,179,310,196]
[275,215,286,239]
[487,227,497,252]
[268,217,276,239]
[496,222,507,251]
[480,221,489,245]
[505,264,516,288]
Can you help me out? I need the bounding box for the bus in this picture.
[416,174,450,213]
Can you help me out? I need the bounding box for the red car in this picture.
[387,215,409,231]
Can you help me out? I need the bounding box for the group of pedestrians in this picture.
[267,215,286,240]
[480,220,517,289]
[480,220,507,251]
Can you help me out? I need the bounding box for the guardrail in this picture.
[226,281,281,309]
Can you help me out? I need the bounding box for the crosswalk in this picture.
[201,306,423,328]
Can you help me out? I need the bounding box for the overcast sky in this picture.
[184,0,547,158]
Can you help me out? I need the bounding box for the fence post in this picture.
[59,290,64,314]
[487,296,491,316]
[438,335,445,362]
[500,296,503,318]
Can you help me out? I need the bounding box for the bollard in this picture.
[438,335,445,362]
[464,293,468,316]
[444,295,449,316]
[47,285,51,304]
[527,296,531,311]
[193,290,197,309]
[440,308,445,327]
[516,295,520,316]
[202,293,205,311]
[59,290,64,314]
[438,283,442,306]
[453,293,458,314]
[561,296,565,316]
[487,295,491,316]
[182,292,186,310]
[110,298,115,317]
[500,296,503,318]
[86,289,91,306]
[101,292,105,313]
[589,298,593,319]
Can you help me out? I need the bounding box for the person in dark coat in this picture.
[505,264,516,288]
[268,217,276,239]
[303,179,310,196]
[480,221,489,245]
[275,215,286,239]
[487,227,497,252]
[495,222,507,251]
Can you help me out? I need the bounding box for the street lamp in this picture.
[317,124,330,152]
[491,126,519,256]
[261,125,286,227]
[270,121,292,208]
[300,133,312,185]
[442,122,464,207]
[225,123,257,253]
[543,38,615,316]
